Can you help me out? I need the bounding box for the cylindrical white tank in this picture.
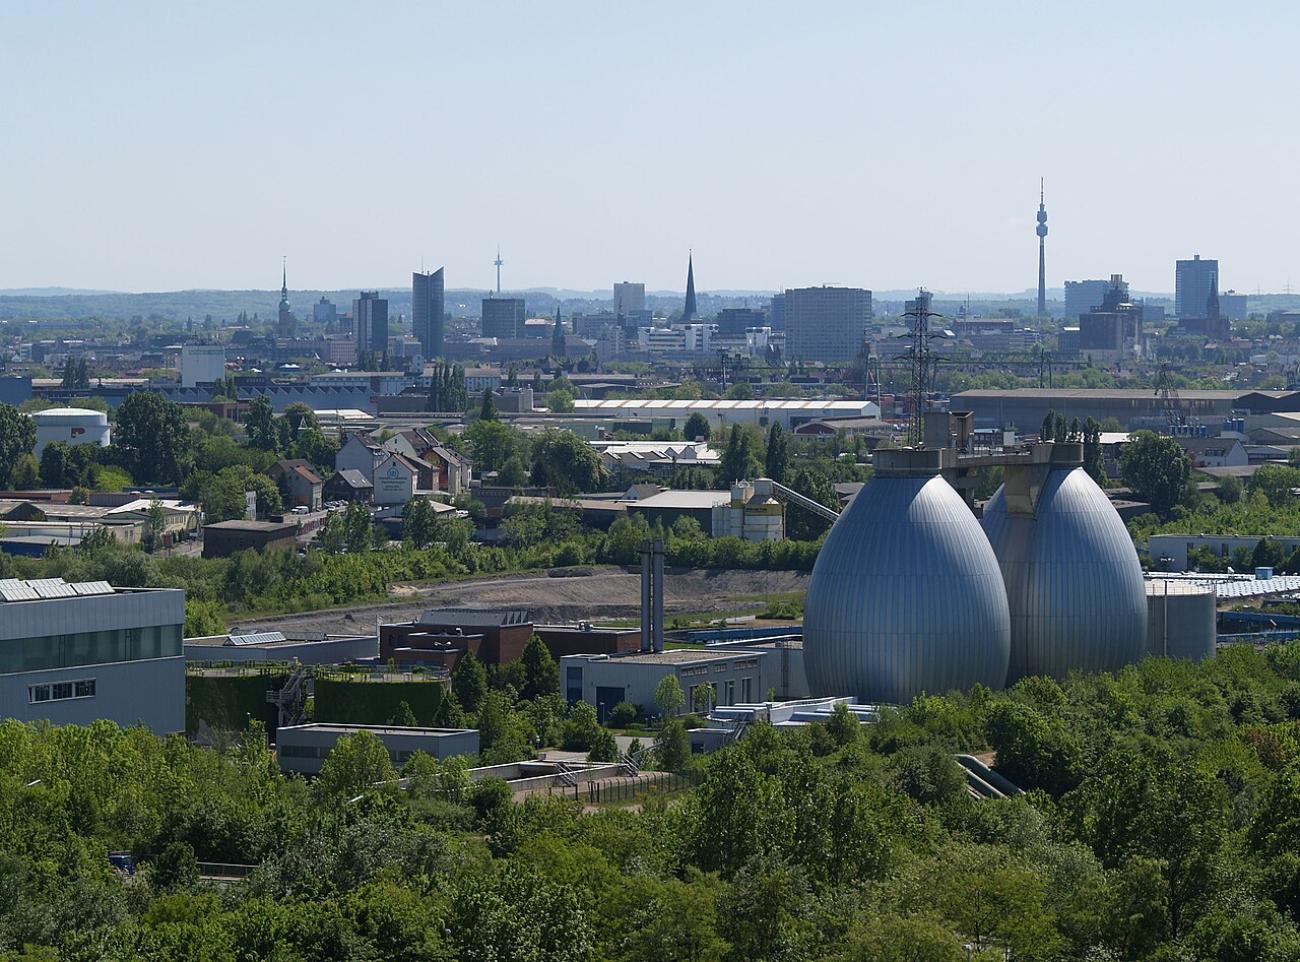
[803,449,1010,704]
[1145,580,1217,662]
[32,407,112,457]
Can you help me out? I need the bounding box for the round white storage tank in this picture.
[803,449,1011,704]
[1145,580,1217,662]
[32,407,112,457]
[981,463,1147,681]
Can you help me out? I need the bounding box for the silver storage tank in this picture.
[982,454,1147,682]
[803,449,1010,704]
[1145,580,1217,662]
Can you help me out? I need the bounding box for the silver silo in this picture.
[1145,580,1217,662]
[803,449,1011,704]
[981,444,1147,681]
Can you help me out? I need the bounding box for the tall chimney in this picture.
[640,540,652,653]
[653,538,665,653]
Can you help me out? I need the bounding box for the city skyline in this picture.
[4,2,1299,294]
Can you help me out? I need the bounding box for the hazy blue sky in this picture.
[2,1,1296,295]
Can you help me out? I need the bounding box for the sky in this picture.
[2,1,1298,296]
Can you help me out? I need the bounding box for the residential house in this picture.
[270,459,324,510]
[384,429,471,495]
[1175,436,1249,469]
[335,433,386,484]
[323,469,373,503]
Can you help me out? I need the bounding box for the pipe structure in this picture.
[640,540,652,652]
[652,538,665,653]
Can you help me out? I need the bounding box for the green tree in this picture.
[1082,416,1105,482]
[546,388,576,412]
[114,391,190,483]
[343,501,373,553]
[452,651,489,714]
[520,635,559,700]
[530,429,606,495]
[763,423,789,483]
[718,424,759,484]
[39,440,75,488]
[317,730,396,797]
[1119,430,1191,518]
[244,395,280,452]
[655,718,691,772]
[479,388,499,421]
[10,453,40,489]
[1248,463,1300,507]
[464,419,526,473]
[683,412,711,443]
[281,401,317,440]
[0,403,37,487]
[654,675,685,718]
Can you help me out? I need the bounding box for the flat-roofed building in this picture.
[0,577,184,733]
[561,648,772,721]
[277,723,480,776]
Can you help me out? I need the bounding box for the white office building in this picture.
[0,578,185,734]
[180,344,228,387]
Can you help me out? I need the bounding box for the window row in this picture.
[28,678,96,704]
[0,624,182,674]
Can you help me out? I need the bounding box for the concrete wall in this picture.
[0,657,185,734]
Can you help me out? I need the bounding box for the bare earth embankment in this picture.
[233,566,809,634]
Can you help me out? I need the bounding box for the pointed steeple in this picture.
[683,251,697,321]
[1207,274,1221,321]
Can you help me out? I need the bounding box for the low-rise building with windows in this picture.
[0,577,184,733]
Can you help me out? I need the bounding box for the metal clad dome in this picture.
[803,470,1010,704]
[982,466,1147,681]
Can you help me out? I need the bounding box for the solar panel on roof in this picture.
[225,631,287,647]
[27,579,76,599]
[0,579,39,602]
[71,581,114,596]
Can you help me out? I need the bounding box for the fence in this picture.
[581,771,690,804]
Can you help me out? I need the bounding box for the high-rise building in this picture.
[1064,280,1111,319]
[717,307,767,336]
[1219,290,1249,321]
[1076,275,1142,359]
[353,291,389,356]
[769,293,786,331]
[313,297,337,328]
[613,282,645,317]
[277,261,295,338]
[683,253,697,321]
[412,268,446,359]
[1175,255,1219,319]
[482,296,526,339]
[784,286,873,363]
[1036,180,1049,317]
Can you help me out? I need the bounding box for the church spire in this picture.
[683,251,697,321]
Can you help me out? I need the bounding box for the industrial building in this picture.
[802,448,1012,705]
[184,630,378,664]
[952,388,1300,432]
[561,648,770,721]
[380,609,641,671]
[570,398,879,432]
[202,519,299,558]
[981,444,1147,681]
[628,480,784,540]
[0,577,185,733]
[31,407,111,457]
[277,723,479,776]
[1147,533,1300,571]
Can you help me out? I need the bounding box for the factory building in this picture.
[184,630,378,665]
[0,577,185,733]
[561,648,770,721]
[571,398,879,432]
[802,448,1011,705]
[952,388,1300,432]
[277,723,479,777]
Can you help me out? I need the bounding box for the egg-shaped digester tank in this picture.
[803,449,1011,704]
[980,450,1147,682]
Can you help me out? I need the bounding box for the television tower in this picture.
[493,246,503,294]
[1036,178,1048,317]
